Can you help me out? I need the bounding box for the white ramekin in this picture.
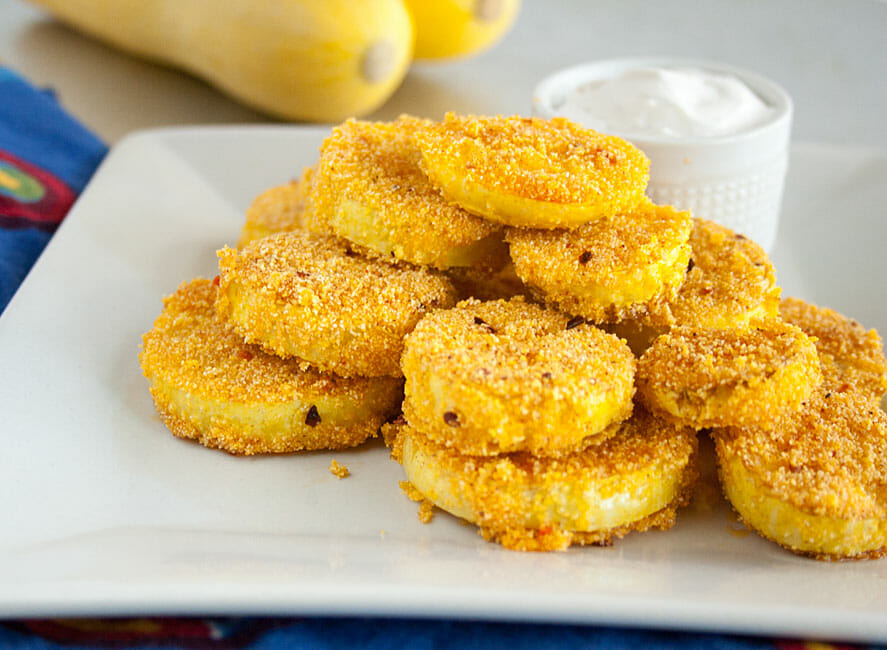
[532,57,793,252]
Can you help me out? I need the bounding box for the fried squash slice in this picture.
[140,278,403,454]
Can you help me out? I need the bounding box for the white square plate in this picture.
[1,127,885,642]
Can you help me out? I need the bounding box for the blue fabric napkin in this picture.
[0,64,882,650]
[1,617,873,650]
[0,66,107,312]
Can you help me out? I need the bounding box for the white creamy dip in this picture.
[556,66,775,139]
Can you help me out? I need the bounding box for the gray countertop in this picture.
[1,0,884,148]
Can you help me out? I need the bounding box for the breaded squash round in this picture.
[507,201,692,324]
[413,113,650,229]
[390,408,698,551]
[401,297,636,456]
[779,297,887,402]
[601,219,779,353]
[139,278,403,455]
[216,230,457,377]
[714,389,887,559]
[637,322,822,431]
[237,166,313,248]
[668,219,780,329]
[307,116,507,270]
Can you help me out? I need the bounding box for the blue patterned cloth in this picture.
[0,64,881,650]
[0,66,106,312]
[0,617,867,650]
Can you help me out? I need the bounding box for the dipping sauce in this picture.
[556,66,775,139]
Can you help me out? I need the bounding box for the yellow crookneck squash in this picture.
[404,0,520,59]
[28,0,415,122]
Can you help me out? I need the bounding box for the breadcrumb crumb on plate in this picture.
[399,480,436,523]
[138,278,403,455]
[329,459,350,478]
[413,113,650,229]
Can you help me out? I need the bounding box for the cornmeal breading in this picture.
[393,409,698,551]
[714,388,887,559]
[507,201,692,324]
[141,112,887,561]
[401,297,636,456]
[308,116,507,270]
[413,113,649,228]
[637,322,822,430]
[139,278,403,454]
[669,218,780,329]
[217,230,457,377]
[780,296,887,402]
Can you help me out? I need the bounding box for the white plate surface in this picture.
[1,127,885,642]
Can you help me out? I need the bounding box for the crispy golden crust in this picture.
[139,278,403,455]
[780,297,887,401]
[637,322,822,430]
[668,219,780,329]
[238,167,313,248]
[401,297,636,456]
[413,113,650,229]
[394,408,699,551]
[216,230,457,377]
[507,202,692,324]
[307,116,506,269]
[714,388,887,559]
[594,219,779,353]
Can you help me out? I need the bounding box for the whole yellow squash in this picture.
[27,0,415,122]
[404,0,520,59]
